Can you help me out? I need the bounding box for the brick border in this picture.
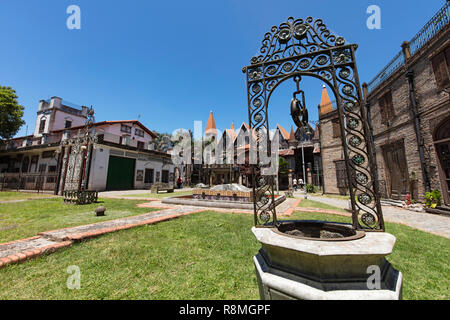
[65,209,203,242]
[0,241,72,268]
[0,208,204,269]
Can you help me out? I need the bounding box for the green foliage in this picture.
[0,86,25,140]
[425,190,442,208]
[305,184,317,193]
[278,157,290,175]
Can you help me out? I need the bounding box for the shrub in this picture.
[425,190,442,208]
[305,184,317,193]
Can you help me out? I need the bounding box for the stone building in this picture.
[320,1,450,205]
[185,111,321,189]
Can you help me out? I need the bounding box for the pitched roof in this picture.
[276,124,290,140]
[289,126,296,141]
[319,85,333,116]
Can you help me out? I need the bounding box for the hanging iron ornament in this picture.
[290,76,309,129]
[242,16,385,231]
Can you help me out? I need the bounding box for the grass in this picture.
[0,191,55,201]
[0,210,448,300]
[124,191,193,199]
[0,198,158,243]
[297,198,348,213]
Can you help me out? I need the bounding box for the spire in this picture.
[230,122,235,130]
[205,111,217,136]
[319,84,333,116]
[289,125,296,141]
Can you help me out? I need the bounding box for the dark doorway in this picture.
[144,168,154,184]
[382,141,408,200]
[434,116,450,205]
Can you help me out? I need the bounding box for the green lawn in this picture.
[0,198,158,243]
[0,210,448,300]
[124,191,192,199]
[0,191,55,201]
[297,198,348,213]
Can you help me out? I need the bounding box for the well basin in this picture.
[275,220,365,241]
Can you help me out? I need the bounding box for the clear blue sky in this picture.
[0,0,445,137]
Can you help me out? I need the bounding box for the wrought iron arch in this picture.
[242,16,385,231]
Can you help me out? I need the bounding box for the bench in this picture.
[63,190,98,205]
[151,183,174,194]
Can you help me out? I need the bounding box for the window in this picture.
[121,124,132,134]
[162,170,169,183]
[335,160,348,188]
[38,164,47,173]
[378,90,394,125]
[431,47,450,90]
[42,151,55,159]
[39,119,46,133]
[119,135,129,145]
[65,120,72,128]
[144,169,154,184]
[135,128,144,137]
[48,165,57,173]
[137,141,145,149]
[332,119,341,138]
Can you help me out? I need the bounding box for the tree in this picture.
[278,156,290,176]
[0,86,25,140]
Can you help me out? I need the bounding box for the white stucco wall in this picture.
[87,146,174,191]
[87,146,110,191]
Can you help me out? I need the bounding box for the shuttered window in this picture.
[431,48,450,90]
[332,119,341,138]
[378,90,394,125]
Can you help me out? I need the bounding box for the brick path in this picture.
[0,205,203,269]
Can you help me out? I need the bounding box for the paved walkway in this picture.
[302,194,450,239]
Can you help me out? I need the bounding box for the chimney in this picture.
[50,96,62,109]
[81,106,89,117]
[38,100,46,112]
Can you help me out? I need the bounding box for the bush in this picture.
[425,190,442,208]
[305,184,317,193]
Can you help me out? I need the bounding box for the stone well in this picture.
[252,221,403,300]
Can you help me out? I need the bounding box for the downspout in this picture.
[317,104,326,195]
[406,70,431,193]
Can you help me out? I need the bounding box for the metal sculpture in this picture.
[242,17,385,231]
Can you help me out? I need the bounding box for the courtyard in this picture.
[0,190,448,300]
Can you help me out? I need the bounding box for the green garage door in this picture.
[106,156,135,190]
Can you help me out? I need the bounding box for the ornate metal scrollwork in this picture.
[244,16,384,231]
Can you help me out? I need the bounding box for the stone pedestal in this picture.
[252,227,403,300]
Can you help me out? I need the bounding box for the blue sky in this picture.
[0,0,446,137]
